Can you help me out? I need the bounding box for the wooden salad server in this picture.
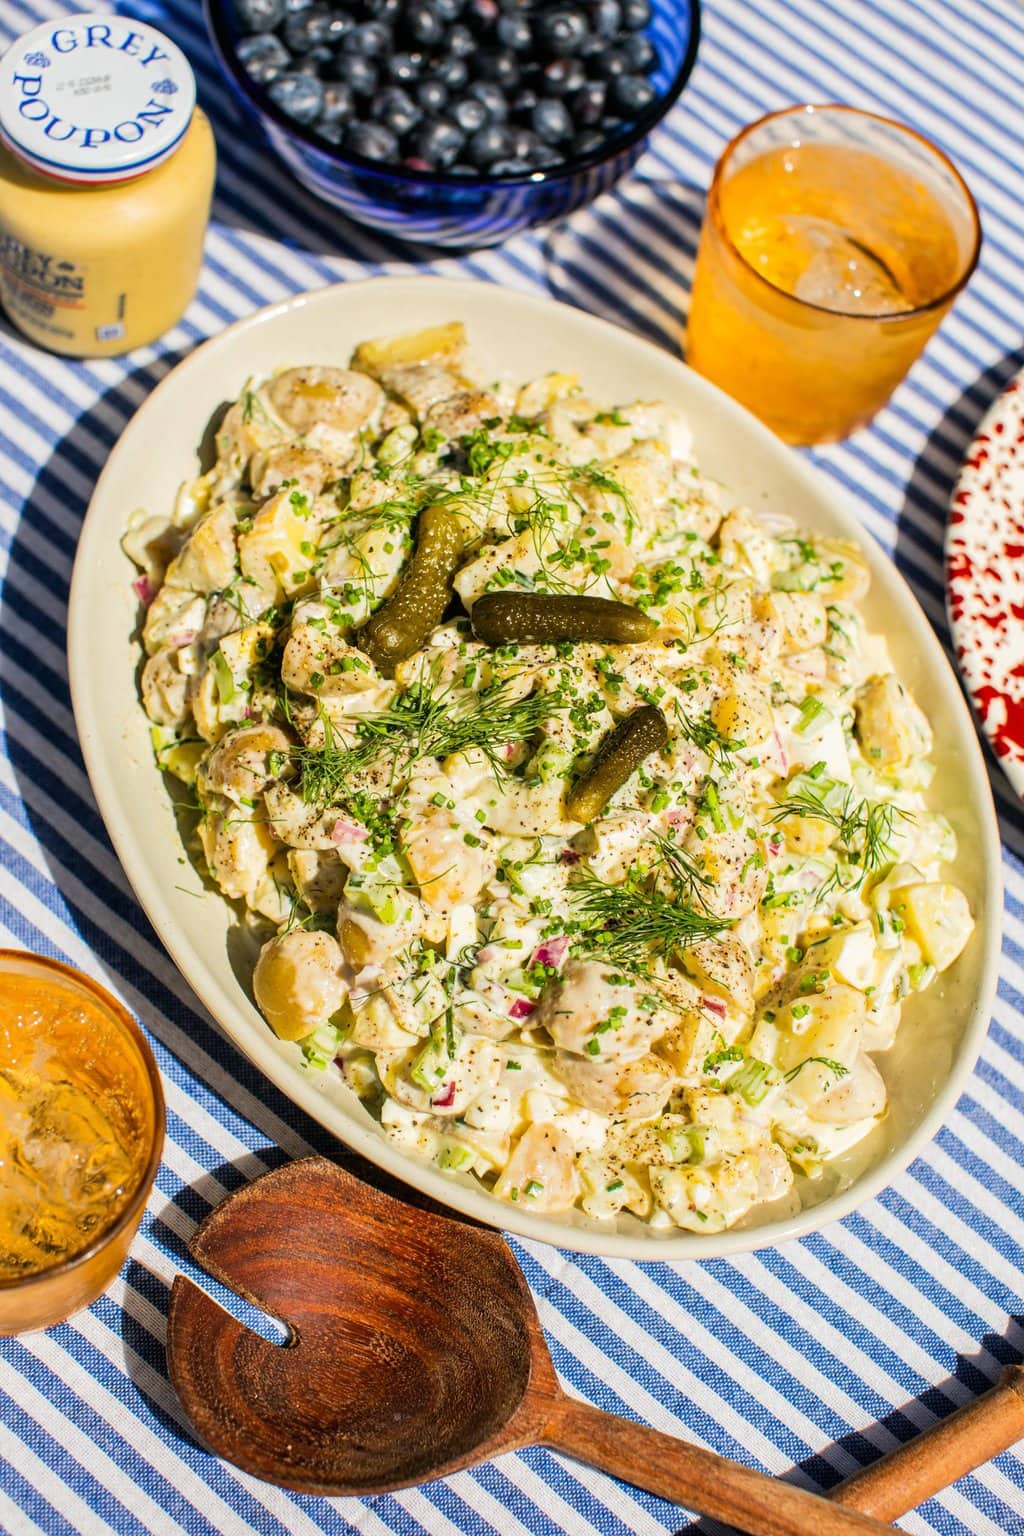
[166,1159,1024,1533]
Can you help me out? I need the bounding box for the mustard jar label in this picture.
[0,13,195,183]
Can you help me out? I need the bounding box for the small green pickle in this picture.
[566,704,669,824]
[471,592,656,647]
[357,505,465,676]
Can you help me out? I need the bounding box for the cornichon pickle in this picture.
[471,592,656,647]
[566,704,668,824]
[357,504,465,676]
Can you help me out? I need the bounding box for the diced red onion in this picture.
[508,996,536,1020]
[666,809,689,829]
[702,995,727,1019]
[132,574,156,607]
[431,1081,456,1109]
[768,840,782,857]
[560,848,581,865]
[331,819,368,844]
[169,628,197,649]
[769,729,788,774]
[530,934,569,970]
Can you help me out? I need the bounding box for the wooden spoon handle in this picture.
[542,1398,893,1536]
[829,1365,1024,1519]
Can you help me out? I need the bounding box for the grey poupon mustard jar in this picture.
[0,13,215,357]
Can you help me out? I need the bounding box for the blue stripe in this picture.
[2,0,1024,1532]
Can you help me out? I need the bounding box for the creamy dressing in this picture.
[127,325,975,1235]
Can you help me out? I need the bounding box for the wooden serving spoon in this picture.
[166,1159,1023,1534]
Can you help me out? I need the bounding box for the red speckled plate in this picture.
[947,370,1024,799]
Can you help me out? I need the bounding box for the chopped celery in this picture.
[438,1143,474,1172]
[727,1057,779,1106]
[794,696,830,737]
[411,1012,456,1092]
[300,1021,343,1071]
[656,1122,706,1164]
[211,648,236,705]
[906,961,936,992]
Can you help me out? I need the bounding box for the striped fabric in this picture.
[1,0,1022,1532]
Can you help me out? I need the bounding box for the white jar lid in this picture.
[0,13,196,184]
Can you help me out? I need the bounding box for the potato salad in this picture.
[126,321,974,1234]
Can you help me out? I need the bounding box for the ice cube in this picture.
[786,216,913,316]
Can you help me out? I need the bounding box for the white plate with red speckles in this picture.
[947,369,1024,800]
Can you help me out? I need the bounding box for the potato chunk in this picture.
[253,929,347,1041]
[855,673,932,769]
[890,883,974,972]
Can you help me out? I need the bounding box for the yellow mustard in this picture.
[0,13,215,357]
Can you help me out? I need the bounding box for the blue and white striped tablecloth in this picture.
[2,1,1023,1532]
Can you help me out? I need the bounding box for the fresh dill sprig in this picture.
[673,702,744,766]
[291,667,557,809]
[646,832,715,902]
[568,835,727,966]
[568,867,729,965]
[783,1055,849,1085]
[772,771,910,873]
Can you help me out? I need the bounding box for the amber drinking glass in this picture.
[0,951,164,1334]
[686,105,981,445]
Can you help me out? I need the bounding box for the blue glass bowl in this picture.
[204,0,700,249]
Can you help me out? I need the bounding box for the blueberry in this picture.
[527,143,562,168]
[571,127,606,155]
[233,0,286,33]
[490,157,531,174]
[321,78,357,122]
[406,2,445,46]
[464,0,498,26]
[345,120,400,160]
[236,31,290,82]
[466,79,508,119]
[388,50,424,83]
[586,0,621,35]
[537,8,590,56]
[542,57,586,94]
[447,22,476,57]
[511,85,538,117]
[450,95,488,133]
[365,0,402,16]
[508,124,539,158]
[434,54,469,91]
[416,116,465,167]
[619,32,657,71]
[268,71,325,124]
[620,0,652,26]
[296,45,334,73]
[433,0,464,18]
[449,162,479,176]
[372,85,421,134]
[588,45,627,78]
[466,121,514,166]
[331,52,380,94]
[610,72,656,114]
[475,48,520,89]
[316,118,344,143]
[345,20,393,55]
[532,95,573,143]
[495,12,532,50]
[416,77,449,113]
[571,77,606,124]
[284,0,315,12]
[576,32,606,62]
[283,6,340,51]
